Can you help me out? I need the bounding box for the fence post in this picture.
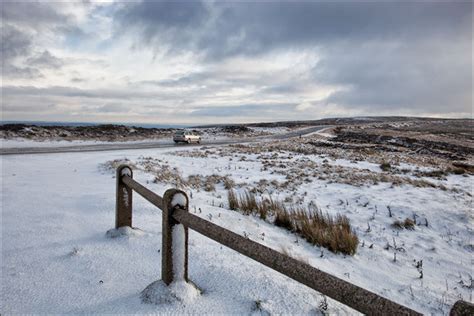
[162,188,189,285]
[450,300,474,316]
[116,165,133,228]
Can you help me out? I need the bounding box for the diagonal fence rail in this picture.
[113,165,473,315]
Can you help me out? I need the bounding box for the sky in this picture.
[1,1,472,125]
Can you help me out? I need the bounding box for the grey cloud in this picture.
[27,50,64,69]
[98,103,131,113]
[116,1,471,59]
[113,1,472,116]
[2,3,78,79]
[191,103,297,117]
[2,101,57,113]
[2,64,43,79]
[3,85,192,102]
[3,85,101,99]
[70,77,86,83]
[314,41,471,112]
[2,2,71,30]
[0,24,45,78]
[115,1,208,53]
[1,24,32,61]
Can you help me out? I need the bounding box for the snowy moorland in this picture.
[1,135,473,314]
[1,125,293,148]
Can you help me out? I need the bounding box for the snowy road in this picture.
[0,126,328,155]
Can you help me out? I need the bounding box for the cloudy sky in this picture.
[2,1,472,125]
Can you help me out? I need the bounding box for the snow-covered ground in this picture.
[1,138,171,148]
[1,143,472,314]
[0,126,300,149]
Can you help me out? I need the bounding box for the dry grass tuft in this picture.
[274,207,293,230]
[403,218,415,230]
[99,158,134,173]
[380,161,391,172]
[227,189,358,255]
[239,191,259,215]
[223,177,235,189]
[293,207,358,255]
[227,190,280,220]
[227,189,239,211]
[391,220,404,229]
[392,218,416,230]
[153,165,187,188]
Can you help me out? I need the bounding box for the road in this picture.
[0,126,329,156]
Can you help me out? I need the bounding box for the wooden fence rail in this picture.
[114,165,473,315]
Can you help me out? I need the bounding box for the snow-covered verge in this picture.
[0,126,295,148]
[1,138,172,148]
[1,143,472,314]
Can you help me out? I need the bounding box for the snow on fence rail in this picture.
[114,165,473,315]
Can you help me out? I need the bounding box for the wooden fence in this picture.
[114,165,473,315]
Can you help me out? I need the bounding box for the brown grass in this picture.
[403,218,415,230]
[227,189,358,255]
[392,218,416,230]
[227,190,288,220]
[227,189,239,211]
[153,165,187,188]
[274,207,293,230]
[223,177,235,189]
[293,207,358,255]
[239,191,259,215]
[380,161,391,171]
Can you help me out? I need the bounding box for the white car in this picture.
[173,130,201,144]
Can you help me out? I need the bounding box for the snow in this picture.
[171,193,187,208]
[1,138,170,149]
[172,224,186,280]
[120,167,132,177]
[105,226,144,238]
[302,127,335,138]
[1,143,472,314]
[140,279,200,305]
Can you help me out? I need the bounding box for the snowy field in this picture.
[1,142,472,314]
